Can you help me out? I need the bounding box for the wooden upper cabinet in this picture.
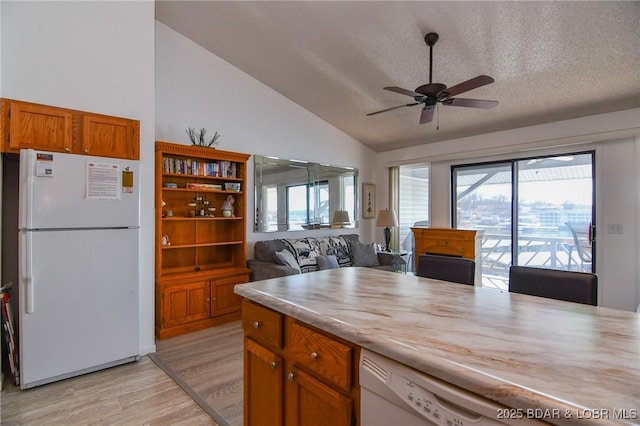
[82,113,139,160]
[7,100,73,153]
[1,98,139,160]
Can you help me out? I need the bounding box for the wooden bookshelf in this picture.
[155,141,250,339]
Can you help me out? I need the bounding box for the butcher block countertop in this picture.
[235,267,639,425]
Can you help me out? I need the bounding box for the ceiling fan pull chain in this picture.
[436,106,440,130]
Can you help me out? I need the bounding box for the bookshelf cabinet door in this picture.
[211,274,247,317]
[161,281,210,328]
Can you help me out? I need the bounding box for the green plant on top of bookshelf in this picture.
[186,127,221,148]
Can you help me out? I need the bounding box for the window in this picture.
[286,180,329,230]
[341,175,356,228]
[396,163,429,271]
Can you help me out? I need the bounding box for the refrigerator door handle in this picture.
[19,149,35,230]
[21,231,35,313]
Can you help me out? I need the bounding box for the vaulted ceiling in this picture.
[156,1,640,152]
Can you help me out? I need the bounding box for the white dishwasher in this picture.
[360,349,540,426]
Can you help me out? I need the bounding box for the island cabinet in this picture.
[0,98,139,159]
[242,299,359,426]
[155,141,250,339]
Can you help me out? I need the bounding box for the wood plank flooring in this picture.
[151,321,244,426]
[0,356,217,425]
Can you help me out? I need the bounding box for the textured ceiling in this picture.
[156,1,640,152]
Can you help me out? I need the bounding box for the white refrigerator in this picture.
[17,149,140,389]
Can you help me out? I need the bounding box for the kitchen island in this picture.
[235,267,639,425]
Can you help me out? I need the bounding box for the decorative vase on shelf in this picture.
[221,195,235,217]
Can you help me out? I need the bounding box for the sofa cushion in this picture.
[318,236,352,267]
[339,234,361,246]
[317,254,340,270]
[286,237,322,273]
[274,249,301,273]
[349,241,380,267]
[254,239,290,262]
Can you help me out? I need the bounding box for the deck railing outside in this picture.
[480,233,590,290]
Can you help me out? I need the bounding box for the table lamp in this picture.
[332,210,351,228]
[376,209,398,252]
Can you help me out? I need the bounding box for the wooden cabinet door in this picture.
[211,274,246,317]
[82,113,139,159]
[9,100,72,153]
[244,338,283,426]
[161,281,210,328]
[285,366,353,426]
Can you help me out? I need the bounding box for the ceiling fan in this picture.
[367,32,498,124]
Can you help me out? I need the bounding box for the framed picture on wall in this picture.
[362,183,375,219]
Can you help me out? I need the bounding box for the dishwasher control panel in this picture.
[360,349,543,426]
[390,372,502,425]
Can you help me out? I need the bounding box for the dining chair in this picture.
[508,265,598,305]
[565,222,593,272]
[416,253,475,285]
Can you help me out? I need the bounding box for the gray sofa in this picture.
[247,234,399,281]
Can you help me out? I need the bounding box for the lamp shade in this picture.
[376,209,398,228]
[332,210,351,226]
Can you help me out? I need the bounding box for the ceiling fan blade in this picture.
[384,86,425,99]
[442,98,498,109]
[419,106,435,124]
[438,75,495,99]
[366,102,420,116]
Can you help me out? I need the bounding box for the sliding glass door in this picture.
[453,152,595,289]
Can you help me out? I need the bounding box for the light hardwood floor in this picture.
[151,321,243,426]
[0,356,218,425]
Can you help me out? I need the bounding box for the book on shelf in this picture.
[186,183,223,190]
[162,157,240,178]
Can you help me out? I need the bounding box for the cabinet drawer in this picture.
[287,321,352,391]
[242,300,283,349]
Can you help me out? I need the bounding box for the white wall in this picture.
[1,1,157,354]
[377,110,640,311]
[0,0,3,383]
[155,22,378,246]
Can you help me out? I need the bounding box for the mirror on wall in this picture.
[254,155,358,232]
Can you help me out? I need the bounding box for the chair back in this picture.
[565,222,593,265]
[509,265,598,305]
[416,254,475,285]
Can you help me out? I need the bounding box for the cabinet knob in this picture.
[253,321,261,329]
[287,372,296,381]
[84,149,89,153]
[270,361,278,369]
[64,147,71,152]
[206,298,210,302]
[310,352,319,360]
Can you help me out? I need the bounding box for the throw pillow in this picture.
[287,237,322,273]
[317,254,340,270]
[323,236,352,267]
[254,239,288,262]
[274,249,301,273]
[349,242,380,267]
